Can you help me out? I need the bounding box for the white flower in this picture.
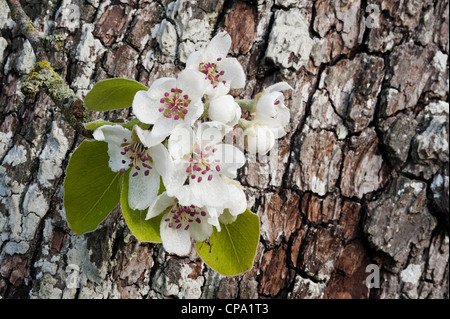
[146,192,214,256]
[166,121,246,208]
[186,31,245,98]
[208,94,241,127]
[93,124,171,210]
[253,82,292,138]
[132,69,206,146]
[243,124,275,155]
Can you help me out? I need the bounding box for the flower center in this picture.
[185,144,221,183]
[199,58,226,88]
[164,205,207,230]
[120,138,152,177]
[159,88,191,120]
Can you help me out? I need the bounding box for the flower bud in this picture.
[208,95,241,126]
[243,125,275,155]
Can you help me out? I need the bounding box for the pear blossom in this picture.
[146,192,214,256]
[253,82,293,138]
[208,94,241,127]
[93,124,171,210]
[166,121,246,208]
[216,176,247,225]
[243,124,276,155]
[186,31,245,98]
[132,69,206,146]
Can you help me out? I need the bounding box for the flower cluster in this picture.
[93,31,292,256]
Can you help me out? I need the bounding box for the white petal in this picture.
[144,117,178,146]
[203,206,221,232]
[132,90,160,125]
[128,166,160,210]
[165,159,189,197]
[189,172,230,207]
[197,121,228,147]
[160,213,192,256]
[257,91,278,112]
[231,102,242,127]
[175,185,201,207]
[208,95,238,125]
[183,100,204,126]
[175,173,229,208]
[168,124,194,160]
[131,125,153,148]
[177,69,206,102]
[211,143,246,178]
[93,125,132,172]
[185,49,205,69]
[225,182,247,216]
[265,82,293,93]
[205,81,230,99]
[255,92,291,138]
[243,125,275,155]
[206,31,231,57]
[93,124,131,145]
[147,77,177,99]
[189,212,213,241]
[133,78,176,124]
[147,143,172,186]
[219,58,246,89]
[146,192,177,220]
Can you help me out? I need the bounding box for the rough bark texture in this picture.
[0,0,448,299]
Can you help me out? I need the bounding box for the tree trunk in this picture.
[0,0,448,299]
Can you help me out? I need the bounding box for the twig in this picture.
[6,0,93,138]
[6,0,48,62]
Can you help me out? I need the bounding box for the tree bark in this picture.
[0,0,448,299]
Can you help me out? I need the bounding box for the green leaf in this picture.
[85,78,148,111]
[84,118,142,131]
[64,140,122,235]
[120,170,162,243]
[196,209,260,276]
